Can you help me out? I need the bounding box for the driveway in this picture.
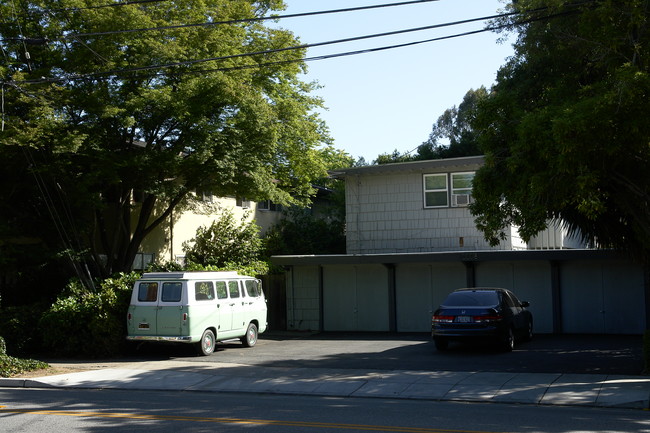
[140,332,646,376]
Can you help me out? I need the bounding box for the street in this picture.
[1,388,649,433]
[129,332,644,376]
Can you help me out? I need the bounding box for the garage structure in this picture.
[272,249,649,335]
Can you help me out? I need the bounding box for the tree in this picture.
[264,147,355,256]
[0,0,332,281]
[418,87,487,159]
[470,0,650,261]
[374,88,486,165]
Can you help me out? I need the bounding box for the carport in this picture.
[271,249,649,335]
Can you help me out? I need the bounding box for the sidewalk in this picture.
[2,360,649,409]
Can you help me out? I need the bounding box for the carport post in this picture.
[383,263,397,332]
[551,261,563,334]
[463,261,476,287]
[645,265,650,330]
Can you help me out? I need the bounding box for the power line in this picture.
[3,0,442,41]
[4,7,580,85]
[2,1,594,86]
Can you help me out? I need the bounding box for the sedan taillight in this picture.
[432,315,455,323]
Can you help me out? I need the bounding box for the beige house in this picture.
[135,194,283,269]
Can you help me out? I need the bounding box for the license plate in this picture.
[138,323,150,329]
[455,316,472,323]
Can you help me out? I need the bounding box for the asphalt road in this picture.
[132,332,646,376]
[3,388,649,433]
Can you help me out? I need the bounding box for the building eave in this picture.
[329,155,485,179]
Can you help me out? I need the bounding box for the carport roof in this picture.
[270,249,625,267]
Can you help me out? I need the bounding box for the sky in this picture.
[273,0,516,163]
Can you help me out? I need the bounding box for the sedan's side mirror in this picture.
[521,301,530,308]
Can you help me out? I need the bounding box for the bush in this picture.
[0,336,48,377]
[39,272,139,357]
[182,210,264,268]
[0,303,48,356]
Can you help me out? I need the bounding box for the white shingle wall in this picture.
[346,171,512,254]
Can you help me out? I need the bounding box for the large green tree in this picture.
[471,0,650,261]
[0,0,332,281]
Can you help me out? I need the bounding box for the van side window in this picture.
[138,282,158,302]
[162,282,182,302]
[228,280,240,298]
[215,281,228,299]
[195,281,214,301]
[244,280,261,297]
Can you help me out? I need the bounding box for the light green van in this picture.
[126,271,267,355]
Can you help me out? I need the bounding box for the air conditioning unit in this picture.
[452,194,472,207]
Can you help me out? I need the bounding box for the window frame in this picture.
[423,173,449,208]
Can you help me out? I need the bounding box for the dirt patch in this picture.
[11,366,94,378]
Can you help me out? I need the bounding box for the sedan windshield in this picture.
[441,291,499,307]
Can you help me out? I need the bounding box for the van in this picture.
[126,271,267,355]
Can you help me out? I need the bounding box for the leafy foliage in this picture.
[0,0,332,280]
[0,303,49,356]
[39,273,139,357]
[0,337,48,378]
[182,210,264,269]
[264,207,346,256]
[470,0,650,261]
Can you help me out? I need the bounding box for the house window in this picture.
[258,200,282,212]
[196,190,213,202]
[132,252,154,270]
[236,196,251,209]
[451,172,474,207]
[423,174,448,208]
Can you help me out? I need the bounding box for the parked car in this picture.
[431,288,533,352]
[127,271,268,356]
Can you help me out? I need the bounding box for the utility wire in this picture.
[4,7,584,85]
[61,0,442,39]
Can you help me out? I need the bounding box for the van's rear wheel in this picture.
[197,329,216,356]
[241,323,258,347]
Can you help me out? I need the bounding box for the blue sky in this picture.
[274,0,515,162]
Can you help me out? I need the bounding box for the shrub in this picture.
[0,336,48,377]
[182,210,263,268]
[39,272,139,357]
[0,303,48,356]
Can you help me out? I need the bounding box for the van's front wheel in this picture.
[197,329,216,356]
[241,323,258,347]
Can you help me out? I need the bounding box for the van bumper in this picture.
[127,336,193,343]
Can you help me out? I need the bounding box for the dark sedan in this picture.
[431,288,533,352]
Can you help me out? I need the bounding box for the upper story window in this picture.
[423,174,448,208]
[423,172,475,208]
[451,172,474,207]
